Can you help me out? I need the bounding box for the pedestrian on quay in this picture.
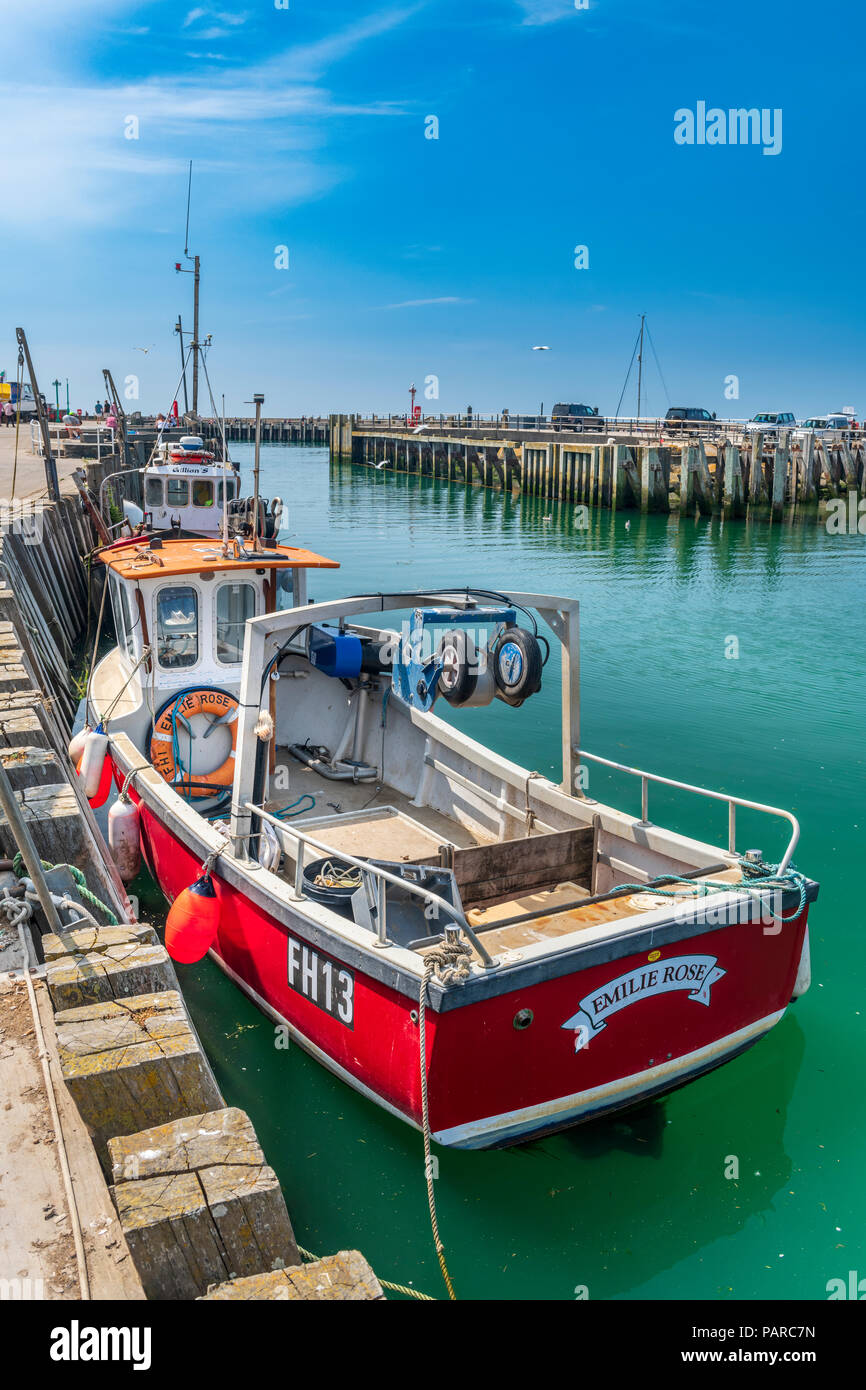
[103,399,110,415]
[95,400,103,417]
[2,401,13,427]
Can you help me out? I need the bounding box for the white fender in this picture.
[78,730,109,799]
[68,724,91,765]
[108,796,141,884]
[792,927,811,998]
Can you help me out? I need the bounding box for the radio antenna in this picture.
[184,160,192,257]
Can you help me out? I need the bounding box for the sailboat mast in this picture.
[636,313,645,420]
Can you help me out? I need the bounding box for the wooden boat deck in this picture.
[266,755,478,866]
[450,865,746,958]
[267,752,744,957]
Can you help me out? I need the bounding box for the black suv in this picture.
[551,402,605,433]
[664,407,717,431]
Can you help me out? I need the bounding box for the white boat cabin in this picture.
[143,435,238,538]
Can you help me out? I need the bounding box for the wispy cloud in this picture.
[0,6,419,232]
[515,1,578,25]
[384,296,475,309]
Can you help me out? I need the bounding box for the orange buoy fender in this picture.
[78,730,110,801]
[68,725,91,766]
[108,796,141,884]
[165,875,221,964]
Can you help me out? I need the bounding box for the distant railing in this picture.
[30,420,117,460]
[350,413,863,443]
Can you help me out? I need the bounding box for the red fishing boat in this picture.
[81,534,817,1149]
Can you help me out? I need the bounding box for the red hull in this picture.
[139,797,810,1149]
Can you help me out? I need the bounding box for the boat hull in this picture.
[136,790,811,1150]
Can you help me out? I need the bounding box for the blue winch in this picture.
[391,606,544,713]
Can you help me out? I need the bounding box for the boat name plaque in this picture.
[561,954,726,1052]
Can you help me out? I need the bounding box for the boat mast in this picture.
[252,393,264,552]
[636,313,645,420]
[175,315,189,416]
[176,161,201,418]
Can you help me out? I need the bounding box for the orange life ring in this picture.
[149,689,239,797]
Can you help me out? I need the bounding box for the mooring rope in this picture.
[418,937,472,1302]
[12,853,118,925]
[295,1244,435,1301]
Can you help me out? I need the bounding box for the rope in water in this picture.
[418,938,473,1302]
[295,1245,435,1301]
[12,853,118,925]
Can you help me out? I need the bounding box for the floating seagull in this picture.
[542,514,553,522]
[625,519,631,530]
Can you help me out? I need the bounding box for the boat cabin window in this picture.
[219,476,237,503]
[192,479,214,508]
[108,572,136,661]
[145,476,164,507]
[166,478,189,508]
[216,582,256,664]
[156,585,199,669]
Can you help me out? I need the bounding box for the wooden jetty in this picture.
[202,415,330,446]
[330,414,866,521]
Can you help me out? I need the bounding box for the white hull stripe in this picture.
[210,949,784,1151]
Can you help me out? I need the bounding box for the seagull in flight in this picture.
[134,345,156,355]
[531,345,551,351]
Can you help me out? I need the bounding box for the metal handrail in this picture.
[244,801,496,967]
[577,749,799,874]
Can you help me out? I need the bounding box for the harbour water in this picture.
[146,443,863,1301]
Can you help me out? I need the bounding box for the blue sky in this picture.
[1,0,863,417]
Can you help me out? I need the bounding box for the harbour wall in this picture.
[330,415,866,521]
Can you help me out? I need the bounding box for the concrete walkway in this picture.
[0,972,144,1300]
[0,420,101,501]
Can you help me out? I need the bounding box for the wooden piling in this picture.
[723,444,745,518]
[108,1108,299,1300]
[199,1251,385,1301]
[56,990,223,1171]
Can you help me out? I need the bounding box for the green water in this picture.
[153,445,865,1301]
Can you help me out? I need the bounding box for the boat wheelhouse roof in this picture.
[96,537,339,581]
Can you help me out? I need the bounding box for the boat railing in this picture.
[244,801,496,967]
[577,749,800,874]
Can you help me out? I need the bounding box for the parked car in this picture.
[794,413,858,438]
[551,402,605,433]
[663,406,717,431]
[746,411,796,432]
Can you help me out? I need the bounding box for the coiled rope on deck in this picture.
[613,860,809,924]
[12,853,118,925]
